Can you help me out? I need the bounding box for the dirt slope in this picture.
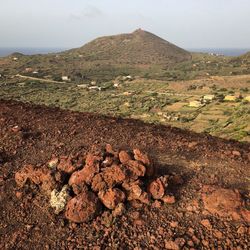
[0,100,249,249]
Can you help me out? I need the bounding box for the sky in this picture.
[0,0,250,49]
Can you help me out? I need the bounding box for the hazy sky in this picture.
[0,0,250,49]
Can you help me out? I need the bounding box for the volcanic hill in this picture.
[64,29,192,65]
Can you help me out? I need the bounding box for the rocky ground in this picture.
[0,99,249,249]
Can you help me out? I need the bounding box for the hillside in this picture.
[240,51,250,59]
[0,100,249,249]
[65,29,192,65]
[1,31,250,82]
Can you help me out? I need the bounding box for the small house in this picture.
[189,101,203,108]
[224,95,237,102]
[244,96,250,102]
[62,76,70,81]
[203,94,215,102]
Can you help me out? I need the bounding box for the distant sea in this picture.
[0,47,68,57]
[0,47,249,57]
[188,48,250,57]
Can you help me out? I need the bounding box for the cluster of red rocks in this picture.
[15,145,178,223]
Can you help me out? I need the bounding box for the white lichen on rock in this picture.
[50,185,69,214]
[48,157,59,169]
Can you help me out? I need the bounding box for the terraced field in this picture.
[0,74,249,142]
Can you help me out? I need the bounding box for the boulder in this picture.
[65,191,101,223]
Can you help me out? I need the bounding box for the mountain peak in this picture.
[69,30,192,65]
[133,28,145,34]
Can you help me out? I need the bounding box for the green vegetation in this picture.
[0,30,250,142]
[0,74,249,142]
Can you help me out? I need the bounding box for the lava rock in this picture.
[65,191,101,223]
[98,188,126,209]
[148,178,165,199]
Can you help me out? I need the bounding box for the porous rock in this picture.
[148,178,165,199]
[65,191,101,223]
[133,148,154,176]
[15,165,55,194]
[91,164,127,192]
[57,156,76,174]
[98,188,126,209]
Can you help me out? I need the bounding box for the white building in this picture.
[62,76,70,81]
[203,94,215,102]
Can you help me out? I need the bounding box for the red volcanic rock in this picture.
[65,191,101,223]
[85,153,102,168]
[133,149,150,165]
[201,186,249,221]
[133,148,154,176]
[123,180,143,198]
[98,188,126,209]
[241,209,250,223]
[122,180,150,204]
[69,162,100,186]
[15,165,34,187]
[38,167,56,194]
[72,182,88,195]
[57,156,76,174]
[105,144,118,157]
[15,165,55,194]
[161,195,176,204]
[119,150,132,164]
[91,174,107,192]
[15,145,179,224]
[148,178,165,199]
[126,160,146,178]
[91,164,127,192]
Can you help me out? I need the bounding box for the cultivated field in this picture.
[0,73,249,142]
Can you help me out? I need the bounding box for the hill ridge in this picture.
[65,29,192,65]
